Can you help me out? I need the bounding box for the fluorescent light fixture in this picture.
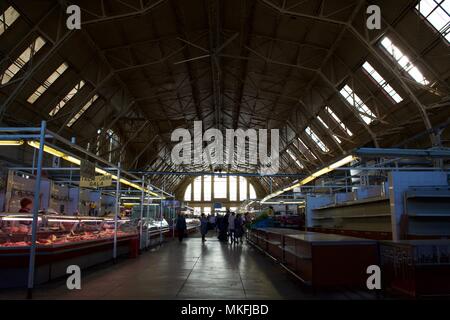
[27,141,162,198]
[2,217,42,222]
[261,155,357,203]
[0,140,24,146]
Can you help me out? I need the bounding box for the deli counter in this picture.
[0,213,139,289]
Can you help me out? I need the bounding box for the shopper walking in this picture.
[228,212,236,243]
[217,214,228,242]
[200,213,208,242]
[234,214,244,244]
[176,213,187,242]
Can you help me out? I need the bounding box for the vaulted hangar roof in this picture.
[0,0,449,195]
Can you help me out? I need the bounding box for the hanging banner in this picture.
[80,175,112,188]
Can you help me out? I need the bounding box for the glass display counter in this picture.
[0,213,139,289]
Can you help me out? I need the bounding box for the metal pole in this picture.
[146,183,150,248]
[139,175,145,250]
[27,121,46,299]
[31,147,36,176]
[113,162,121,261]
[159,200,163,245]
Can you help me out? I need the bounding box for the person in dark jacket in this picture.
[217,213,229,242]
[176,213,187,242]
[200,213,208,242]
[234,214,244,244]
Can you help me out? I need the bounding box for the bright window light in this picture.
[380,37,430,85]
[239,176,248,201]
[287,149,304,169]
[0,6,20,36]
[324,107,353,137]
[27,63,68,104]
[214,176,227,199]
[1,37,46,85]
[184,184,192,201]
[296,138,318,160]
[49,80,85,116]
[229,176,237,201]
[362,62,403,103]
[204,175,212,201]
[317,116,342,144]
[249,184,257,199]
[339,85,377,125]
[305,127,329,153]
[67,94,99,127]
[193,176,202,201]
[416,0,450,42]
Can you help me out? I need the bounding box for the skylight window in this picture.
[27,63,68,104]
[49,80,85,116]
[287,149,304,169]
[380,37,430,85]
[317,116,342,144]
[325,106,353,137]
[416,0,450,42]
[67,95,99,127]
[296,138,318,160]
[362,62,403,103]
[0,6,20,36]
[1,37,46,85]
[305,127,329,153]
[339,85,377,125]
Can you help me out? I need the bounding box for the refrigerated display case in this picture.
[0,213,139,288]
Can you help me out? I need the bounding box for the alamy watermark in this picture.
[171,122,280,175]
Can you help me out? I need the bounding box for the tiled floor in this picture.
[0,234,378,300]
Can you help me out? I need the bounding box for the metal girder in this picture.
[232,0,256,130]
[78,0,168,25]
[0,9,75,121]
[170,0,204,121]
[258,0,440,146]
[355,148,450,158]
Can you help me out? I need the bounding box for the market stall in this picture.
[0,123,171,295]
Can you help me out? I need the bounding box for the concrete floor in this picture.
[0,234,378,300]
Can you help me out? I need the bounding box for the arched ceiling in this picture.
[1,0,449,195]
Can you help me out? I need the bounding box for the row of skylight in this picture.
[339,85,377,125]
[67,95,99,127]
[27,63,69,104]
[49,80,85,116]
[1,36,46,85]
[0,6,100,128]
[0,6,20,36]
[286,149,304,169]
[325,107,353,137]
[297,138,317,160]
[416,0,450,42]
[362,62,403,103]
[305,127,329,153]
[317,116,342,144]
[380,37,430,86]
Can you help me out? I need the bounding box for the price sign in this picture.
[80,175,112,189]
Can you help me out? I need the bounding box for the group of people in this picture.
[202,210,250,244]
[175,210,251,244]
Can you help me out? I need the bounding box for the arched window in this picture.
[183,175,257,202]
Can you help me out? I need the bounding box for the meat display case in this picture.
[248,228,378,288]
[380,240,450,297]
[0,213,139,289]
